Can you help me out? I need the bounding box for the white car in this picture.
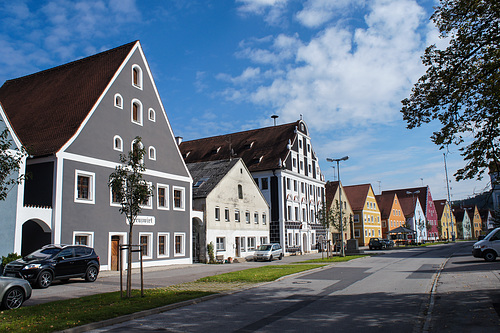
[0,276,32,310]
[253,244,283,261]
[472,227,500,262]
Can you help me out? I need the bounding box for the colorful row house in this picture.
[434,200,457,241]
[324,181,354,246]
[376,193,406,239]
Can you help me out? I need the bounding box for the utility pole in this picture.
[443,152,455,241]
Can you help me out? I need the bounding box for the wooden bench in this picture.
[216,254,224,263]
[287,247,301,255]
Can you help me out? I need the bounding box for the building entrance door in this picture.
[235,237,240,257]
[111,236,120,271]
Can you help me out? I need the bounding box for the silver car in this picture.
[0,276,32,310]
[253,244,283,261]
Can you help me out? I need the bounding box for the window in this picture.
[262,213,267,225]
[149,146,156,160]
[240,237,246,252]
[254,212,259,224]
[355,230,360,237]
[173,187,185,210]
[158,233,169,257]
[131,99,143,125]
[216,237,226,251]
[247,237,256,251]
[295,207,299,221]
[140,182,153,209]
[75,170,95,204]
[245,211,250,224]
[225,208,230,222]
[294,180,297,191]
[238,184,243,199]
[235,209,240,222]
[288,233,293,246]
[148,108,156,122]
[354,214,359,223]
[286,178,290,190]
[261,178,268,190]
[287,206,292,221]
[157,184,169,210]
[110,186,122,207]
[295,233,300,246]
[260,236,268,245]
[132,64,143,89]
[73,232,93,247]
[114,93,123,109]
[113,135,123,152]
[215,207,220,221]
[174,233,185,256]
[139,233,152,259]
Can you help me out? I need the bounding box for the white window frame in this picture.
[174,233,185,256]
[235,209,240,222]
[216,237,226,251]
[114,93,123,109]
[173,186,185,211]
[149,146,156,161]
[73,231,94,247]
[254,212,259,224]
[240,237,246,252]
[131,99,143,126]
[157,232,170,258]
[139,232,153,259]
[157,184,169,210]
[262,213,267,225]
[245,211,250,224]
[113,135,123,152]
[74,170,95,204]
[260,236,268,245]
[110,185,123,207]
[148,108,156,122]
[132,64,143,90]
[140,181,153,209]
[247,237,256,251]
[215,206,220,221]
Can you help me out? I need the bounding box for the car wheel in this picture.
[268,255,273,262]
[279,253,283,260]
[484,251,497,262]
[85,266,99,282]
[37,270,53,289]
[1,287,25,310]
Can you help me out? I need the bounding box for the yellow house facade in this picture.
[434,200,457,241]
[325,181,354,244]
[344,184,382,246]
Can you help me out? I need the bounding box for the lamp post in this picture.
[326,156,349,257]
[406,190,420,243]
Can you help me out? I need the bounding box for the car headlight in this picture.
[23,264,41,270]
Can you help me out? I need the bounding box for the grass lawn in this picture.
[298,255,369,263]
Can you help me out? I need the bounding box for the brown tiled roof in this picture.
[399,197,417,218]
[325,181,340,208]
[434,199,447,218]
[179,121,301,172]
[0,41,137,156]
[343,184,371,211]
[376,193,395,219]
[382,186,429,212]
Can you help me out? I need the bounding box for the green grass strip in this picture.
[197,264,325,283]
[0,289,211,333]
[298,255,369,263]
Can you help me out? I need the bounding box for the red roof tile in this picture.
[0,41,137,156]
[343,184,371,211]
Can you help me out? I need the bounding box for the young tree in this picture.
[108,137,153,298]
[0,124,26,201]
[401,0,500,181]
[317,200,349,257]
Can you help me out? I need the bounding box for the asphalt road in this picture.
[82,242,500,333]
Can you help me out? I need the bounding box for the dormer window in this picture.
[244,142,254,150]
[148,108,156,122]
[131,99,143,125]
[113,135,123,152]
[132,65,143,89]
[114,93,123,109]
[211,147,221,155]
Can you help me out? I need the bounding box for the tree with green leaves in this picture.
[401,0,500,181]
[317,200,350,257]
[108,137,153,298]
[0,124,26,201]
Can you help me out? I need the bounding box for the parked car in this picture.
[381,239,394,249]
[253,244,283,261]
[0,276,32,310]
[368,238,384,250]
[472,227,500,262]
[3,244,100,288]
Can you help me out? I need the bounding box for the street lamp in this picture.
[326,156,349,257]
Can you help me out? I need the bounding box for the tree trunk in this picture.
[127,224,133,298]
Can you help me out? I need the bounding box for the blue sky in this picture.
[0,0,491,201]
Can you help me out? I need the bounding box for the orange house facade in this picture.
[344,184,382,246]
[376,193,406,239]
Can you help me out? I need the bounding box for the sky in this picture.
[0,0,492,201]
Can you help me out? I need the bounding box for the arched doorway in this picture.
[21,220,51,256]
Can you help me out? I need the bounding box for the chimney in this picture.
[175,136,183,145]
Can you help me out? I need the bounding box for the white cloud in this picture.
[236,0,288,25]
[296,0,364,28]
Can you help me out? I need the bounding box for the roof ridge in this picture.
[3,41,137,84]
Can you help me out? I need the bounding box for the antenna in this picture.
[271,115,279,126]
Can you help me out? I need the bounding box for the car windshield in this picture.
[24,248,61,260]
[257,245,272,251]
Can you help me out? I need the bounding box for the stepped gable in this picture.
[0,41,137,156]
[179,121,300,172]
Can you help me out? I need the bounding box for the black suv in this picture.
[369,238,383,250]
[3,245,100,288]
